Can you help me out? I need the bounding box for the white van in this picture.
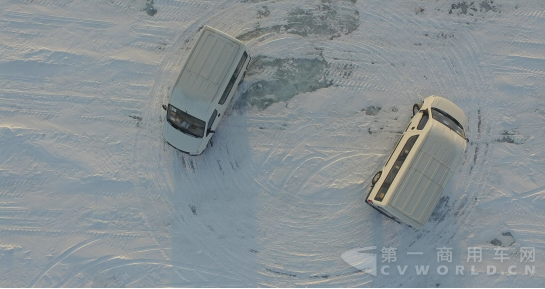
[163,26,250,155]
[365,96,468,229]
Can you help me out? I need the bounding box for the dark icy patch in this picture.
[437,32,454,39]
[129,115,142,127]
[490,231,515,247]
[424,32,455,40]
[189,205,197,215]
[449,0,500,16]
[490,239,502,246]
[449,1,472,15]
[257,6,270,18]
[364,106,381,116]
[129,115,142,122]
[479,0,499,12]
[237,0,359,41]
[142,0,157,17]
[497,131,516,143]
[496,130,525,144]
[284,4,358,39]
[236,55,331,110]
[502,231,513,237]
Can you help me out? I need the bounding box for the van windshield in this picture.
[166,104,205,138]
[431,107,465,139]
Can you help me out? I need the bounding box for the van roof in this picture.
[169,26,244,121]
[388,121,466,226]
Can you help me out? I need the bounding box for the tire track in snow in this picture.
[233,3,419,283]
[0,227,150,239]
[366,2,497,247]
[2,0,542,287]
[68,258,244,287]
[145,2,344,282]
[1,10,116,31]
[245,1,502,285]
[0,0,255,286]
[56,245,169,287]
[445,6,545,273]
[28,238,99,287]
[19,0,73,8]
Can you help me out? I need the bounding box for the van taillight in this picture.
[367,200,373,204]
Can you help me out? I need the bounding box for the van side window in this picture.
[417,109,429,130]
[374,135,419,202]
[385,135,404,167]
[219,52,248,105]
[233,52,248,80]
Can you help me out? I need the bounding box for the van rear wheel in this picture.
[372,171,382,186]
[412,103,422,116]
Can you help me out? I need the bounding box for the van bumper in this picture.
[165,141,191,155]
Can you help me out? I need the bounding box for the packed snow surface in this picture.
[1,0,545,287]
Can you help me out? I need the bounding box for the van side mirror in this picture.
[207,129,215,136]
[162,104,167,111]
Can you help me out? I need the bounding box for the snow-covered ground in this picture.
[1,0,545,287]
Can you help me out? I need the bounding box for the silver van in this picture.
[163,26,250,155]
[365,96,468,229]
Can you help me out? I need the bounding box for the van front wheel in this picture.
[372,171,382,186]
[412,103,422,116]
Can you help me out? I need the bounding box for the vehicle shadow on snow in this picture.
[165,102,261,286]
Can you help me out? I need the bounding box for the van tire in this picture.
[412,103,422,116]
[372,171,382,185]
